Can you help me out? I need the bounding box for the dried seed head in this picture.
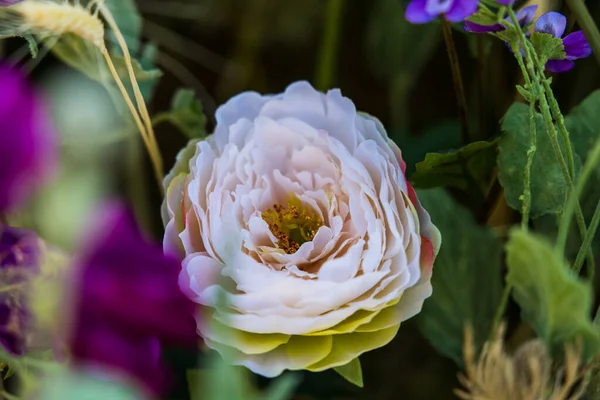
[13,1,105,49]
[456,324,589,400]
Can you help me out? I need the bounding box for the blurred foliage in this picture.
[417,188,503,367]
[506,230,600,361]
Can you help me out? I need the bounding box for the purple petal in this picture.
[445,0,479,23]
[0,225,40,356]
[516,5,538,28]
[68,202,197,396]
[535,11,567,38]
[405,0,437,24]
[546,59,575,73]
[71,321,166,396]
[0,0,21,5]
[0,225,39,269]
[464,20,505,33]
[0,65,57,212]
[496,0,513,4]
[563,30,592,60]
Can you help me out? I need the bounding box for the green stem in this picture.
[441,18,471,144]
[565,0,600,67]
[508,8,594,270]
[542,79,577,180]
[522,100,537,229]
[574,202,600,275]
[315,0,344,91]
[558,131,600,270]
[489,283,512,341]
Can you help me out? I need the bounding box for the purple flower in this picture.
[0,1,22,5]
[406,0,479,24]
[0,65,56,213]
[67,202,197,396]
[534,12,592,72]
[465,5,537,34]
[0,225,40,355]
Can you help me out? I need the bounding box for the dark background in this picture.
[12,0,600,398]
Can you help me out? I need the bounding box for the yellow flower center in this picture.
[261,195,323,254]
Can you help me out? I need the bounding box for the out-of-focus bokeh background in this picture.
[5,0,599,398]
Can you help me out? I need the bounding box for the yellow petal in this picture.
[304,297,401,336]
[201,316,291,355]
[306,325,400,372]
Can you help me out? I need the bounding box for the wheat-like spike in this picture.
[13,0,105,50]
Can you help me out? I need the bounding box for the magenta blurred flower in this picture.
[0,225,40,355]
[534,12,592,72]
[68,202,197,396]
[406,0,479,24]
[0,65,56,212]
[465,5,537,33]
[0,1,21,5]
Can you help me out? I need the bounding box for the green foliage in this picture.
[492,29,520,46]
[498,102,580,218]
[505,229,600,361]
[105,0,142,55]
[155,89,207,139]
[50,34,162,88]
[530,32,566,64]
[533,91,600,257]
[333,358,363,388]
[410,140,498,195]
[417,188,503,366]
[466,11,500,27]
[394,121,463,176]
[188,354,300,400]
[37,368,144,400]
[24,34,37,58]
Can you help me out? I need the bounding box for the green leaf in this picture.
[393,121,463,176]
[137,43,160,101]
[417,188,503,366]
[105,0,142,54]
[50,33,162,86]
[333,358,364,388]
[498,102,580,218]
[530,32,566,64]
[492,29,520,45]
[38,368,144,400]
[410,140,498,195]
[261,374,301,400]
[24,34,37,58]
[506,229,600,361]
[158,89,207,139]
[466,10,501,27]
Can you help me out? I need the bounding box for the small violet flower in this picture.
[534,12,592,72]
[0,65,56,213]
[67,202,197,397]
[464,5,537,34]
[406,0,479,24]
[0,225,40,356]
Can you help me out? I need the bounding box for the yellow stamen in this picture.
[262,195,323,254]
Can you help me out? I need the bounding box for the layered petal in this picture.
[164,81,440,377]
